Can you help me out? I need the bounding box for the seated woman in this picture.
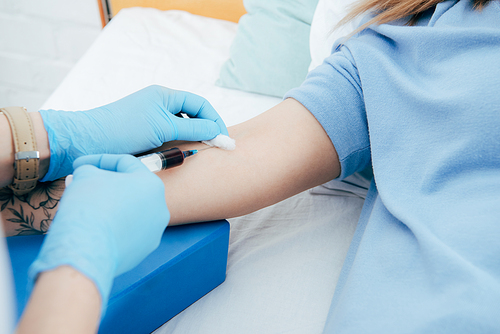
[1,0,499,331]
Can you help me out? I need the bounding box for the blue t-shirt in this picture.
[286,0,500,332]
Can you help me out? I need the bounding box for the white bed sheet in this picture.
[41,8,364,333]
[42,8,279,127]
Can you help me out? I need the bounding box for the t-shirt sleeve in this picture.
[284,47,371,179]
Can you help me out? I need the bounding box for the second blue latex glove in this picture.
[40,85,228,181]
[28,154,169,308]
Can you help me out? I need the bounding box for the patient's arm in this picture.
[1,98,340,235]
[159,98,340,225]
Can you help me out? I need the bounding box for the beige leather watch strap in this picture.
[1,106,39,195]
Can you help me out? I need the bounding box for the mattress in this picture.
[42,8,364,333]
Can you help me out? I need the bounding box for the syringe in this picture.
[139,148,198,173]
[65,148,200,186]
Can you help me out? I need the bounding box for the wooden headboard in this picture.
[98,0,246,27]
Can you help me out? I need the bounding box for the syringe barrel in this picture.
[139,148,185,172]
[158,148,184,169]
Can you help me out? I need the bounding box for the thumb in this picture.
[172,118,221,142]
[73,154,150,174]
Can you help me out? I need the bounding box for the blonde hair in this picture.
[338,0,493,37]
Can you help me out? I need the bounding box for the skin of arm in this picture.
[16,266,101,334]
[1,98,340,235]
[159,98,341,225]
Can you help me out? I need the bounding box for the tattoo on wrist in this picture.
[0,179,64,236]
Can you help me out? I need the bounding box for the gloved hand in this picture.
[29,154,169,309]
[39,85,228,181]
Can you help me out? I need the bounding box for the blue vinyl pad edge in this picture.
[7,220,230,334]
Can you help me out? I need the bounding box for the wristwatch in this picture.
[0,106,40,195]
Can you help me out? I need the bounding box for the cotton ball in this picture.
[202,134,236,150]
[65,174,73,187]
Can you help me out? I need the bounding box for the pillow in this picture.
[216,0,320,98]
[308,0,362,72]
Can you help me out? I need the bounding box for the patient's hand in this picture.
[0,179,65,236]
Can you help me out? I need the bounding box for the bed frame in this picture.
[98,0,246,26]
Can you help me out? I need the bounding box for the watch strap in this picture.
[1,107,40,195]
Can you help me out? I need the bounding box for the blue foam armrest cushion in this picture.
[7,220,230,333]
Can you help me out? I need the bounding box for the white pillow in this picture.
[308,0,363,72]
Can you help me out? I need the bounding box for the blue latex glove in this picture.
[29,154,169,308]
[39,85,228,181]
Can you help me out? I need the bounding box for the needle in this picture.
[197,146,215,151]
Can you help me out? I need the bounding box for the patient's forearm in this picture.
[2,98,339,235]
[159,98,340,225]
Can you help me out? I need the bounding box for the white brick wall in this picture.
[0,0,102,112]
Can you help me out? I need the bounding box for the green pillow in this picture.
[216,0,319,98]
